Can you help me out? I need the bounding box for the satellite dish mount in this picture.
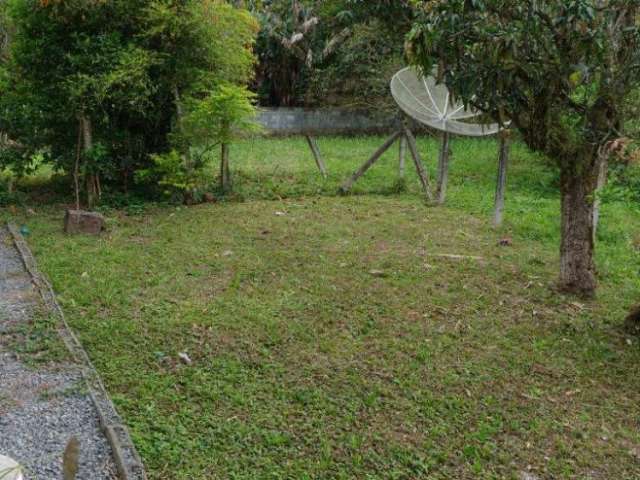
[340,67,511,226]
[339,117,434,200]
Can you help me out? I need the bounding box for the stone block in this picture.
[64,210,105,235]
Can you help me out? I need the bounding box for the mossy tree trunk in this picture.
[558,153,602,297]
[81,114,100,209]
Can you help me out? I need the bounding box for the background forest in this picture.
[250,0,413,109]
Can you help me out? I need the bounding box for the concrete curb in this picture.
[6,223,147,480]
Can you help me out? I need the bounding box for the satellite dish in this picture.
[341,66,511,227]
[390,67,501,137]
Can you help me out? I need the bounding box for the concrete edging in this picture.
[6,223,147,480]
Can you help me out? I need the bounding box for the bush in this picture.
[0,0,258,205]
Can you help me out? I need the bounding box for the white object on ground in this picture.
[0,455,24,480]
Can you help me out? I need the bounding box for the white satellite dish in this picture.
[390,67,502,137]
[340,66,510,226]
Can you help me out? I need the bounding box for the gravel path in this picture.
[0,226,118,479]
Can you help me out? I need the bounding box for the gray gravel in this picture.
[0,227,118,480]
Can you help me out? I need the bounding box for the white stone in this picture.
[0,455,24,480]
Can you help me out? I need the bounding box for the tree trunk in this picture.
[559,156,600,297]
[220,143,231,193]
[173,85,183,126]
[80,114,98,208]
[74,120,82,210]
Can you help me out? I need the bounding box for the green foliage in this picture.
[180,84,260,151]
[0,172,18,206]
[253,0,330,106]
[138,84,260,200]
[0,0,258,202]
[407,1,640,161]
[307,19,404,110]
[624,88,640,136]
[252,0,414,108]
[137,150,209,202]
[605,162,640,205]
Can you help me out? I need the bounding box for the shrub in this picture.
[0,0,258,206]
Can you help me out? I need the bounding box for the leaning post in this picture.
[403,126,434,202]
[306,135,328,178]
[436,132,451,204]
[339,131,403,194]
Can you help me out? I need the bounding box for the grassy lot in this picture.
[4,135,640,479]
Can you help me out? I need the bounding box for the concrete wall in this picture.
[257,108,396,136]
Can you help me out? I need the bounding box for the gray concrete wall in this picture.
[257,108,396,136]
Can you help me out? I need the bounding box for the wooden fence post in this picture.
[436,132,451,204]
[306,135,328,178]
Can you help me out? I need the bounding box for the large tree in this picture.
[407,0,640,297]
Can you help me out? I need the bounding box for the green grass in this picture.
[3,135,640,479]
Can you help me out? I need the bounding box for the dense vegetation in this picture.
[0,2,639,478]
[0,0,258,205]
[251,0,413,108]
[0,0,415,203]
